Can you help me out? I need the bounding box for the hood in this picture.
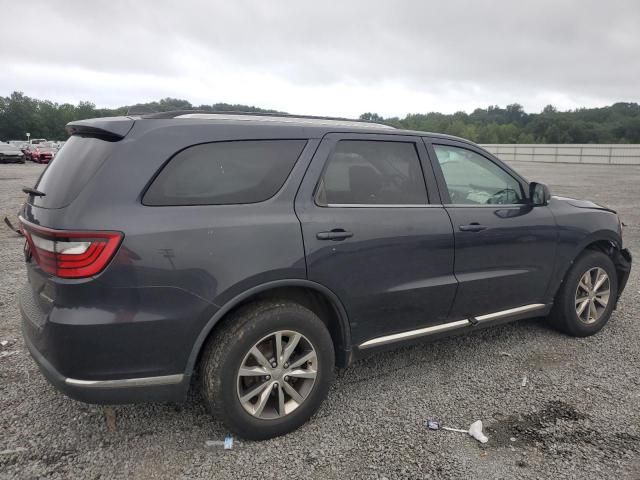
[552,196,617,214]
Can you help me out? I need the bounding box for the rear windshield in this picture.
[32,135,116,209]
[143,140,307,206]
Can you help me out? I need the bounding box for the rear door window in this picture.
[32,135,116,209]
[144,140,307,206]
[315,140,428,205]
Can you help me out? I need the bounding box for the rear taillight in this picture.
[19,217,123,278]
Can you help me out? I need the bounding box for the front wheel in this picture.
[200,301,335,440]
[549,250,618,337]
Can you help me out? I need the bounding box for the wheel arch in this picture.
[548,229,625,302]
[572,230,623,269]
[184,279,353,379]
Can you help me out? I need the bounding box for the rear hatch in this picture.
[19,117,135,353]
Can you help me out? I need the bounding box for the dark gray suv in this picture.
[19,112,631,439]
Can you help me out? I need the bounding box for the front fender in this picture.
[612,248,632,303]
[545,229,624,303]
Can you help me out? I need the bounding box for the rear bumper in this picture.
[22,330,188,404]
[18,276,214,404]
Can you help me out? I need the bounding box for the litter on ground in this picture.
[425,418,489,443]
[206,435,234,450]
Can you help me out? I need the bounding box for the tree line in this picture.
[1,91,639,143]
[361,103,640,144]
[0,92,280,141]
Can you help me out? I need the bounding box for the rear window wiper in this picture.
[22,187,46,197]
[4,216,22,235]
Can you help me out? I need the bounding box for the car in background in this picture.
[8,140,29,151]
[23,144,36,161]
[0,143,25,163]
[28,144,56,163]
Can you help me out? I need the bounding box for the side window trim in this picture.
[313,134,437,208]
[423,139,528,207]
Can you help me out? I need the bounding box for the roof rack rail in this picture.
[139,109,210,119]
[139,110,395,129]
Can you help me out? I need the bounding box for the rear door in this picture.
[424,138,557,318]
[295,133,456,346]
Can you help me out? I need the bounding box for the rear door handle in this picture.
[316,229,353,241]
[459,223,487,232]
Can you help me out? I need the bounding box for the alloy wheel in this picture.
[574,267,610,324]
[236,330,318,420]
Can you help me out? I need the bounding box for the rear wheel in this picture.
[549,250,618,336]
[200,301,334,440]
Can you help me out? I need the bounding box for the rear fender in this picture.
[184,279,353,379]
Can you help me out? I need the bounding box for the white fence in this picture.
[480,144,640,165]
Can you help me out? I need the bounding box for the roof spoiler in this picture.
[65,117,135,140]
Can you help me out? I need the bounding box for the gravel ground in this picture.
[1,161,638,479]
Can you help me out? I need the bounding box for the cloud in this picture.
[2,0,639,116]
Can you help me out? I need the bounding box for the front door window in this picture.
[433,145,524,205]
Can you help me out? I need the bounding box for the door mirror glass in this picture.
[529,182,551,206]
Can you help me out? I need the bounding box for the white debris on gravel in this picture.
[468,420,489,444]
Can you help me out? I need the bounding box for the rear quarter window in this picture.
[143,140,307,206]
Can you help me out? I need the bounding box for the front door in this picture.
[425,139,558,318]
[295,133,457,346]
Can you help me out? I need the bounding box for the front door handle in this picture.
[316,229,353,241]
[459,223,487,232]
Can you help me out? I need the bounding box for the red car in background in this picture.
[25,144,55,163]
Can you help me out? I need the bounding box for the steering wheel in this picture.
[487,188,518,204]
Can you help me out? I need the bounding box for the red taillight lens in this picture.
[19,217,123,278]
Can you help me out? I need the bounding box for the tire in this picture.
[548,250,618,337]
[200,300,335,440]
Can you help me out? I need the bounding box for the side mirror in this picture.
[529,182,551,206]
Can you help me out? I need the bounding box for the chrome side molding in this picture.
[358,303,546,349]
[475,303,546,322]
[359,319,470,348]
[65,374,184,389]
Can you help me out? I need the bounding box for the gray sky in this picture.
[2,0,639,117]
